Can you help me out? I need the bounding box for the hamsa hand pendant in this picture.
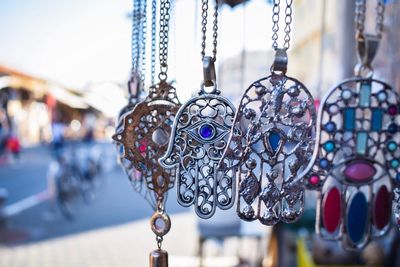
[220,73,316,225]
[160,82,236,219]
[305,77,400,249]
[113,80,180,198]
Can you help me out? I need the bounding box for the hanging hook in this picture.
[203,56,217,87]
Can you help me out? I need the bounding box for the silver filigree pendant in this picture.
[221,72,316,225]
[160,81,236,219]
[305,77,400,250]
[113,80,181,198]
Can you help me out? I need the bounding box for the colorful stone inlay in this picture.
[388,123,398,134]
[323,141,335,153]
[341,89,353,100]
[343,108,356,131]
[346,192,368,245]
[199,124,215,140]
[319,158,329,169]
[387,141,397,152]
[371,109,383,131]
[323,187,341,233]
[377,91,387,102]
[391,159,400,169]
[388,105,398,116]
[343,160,376,183]
[309,175,320,185]
[324,122,336,133]
[268,131,281,153]
[356,132,368,155]
[373,186,391,230]
[359,82,371,107]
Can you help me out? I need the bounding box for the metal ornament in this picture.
[160,57,236,219]
[305,0,399,250]
[113,0,159,208]
[220,0,316,225]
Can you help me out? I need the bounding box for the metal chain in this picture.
[158,0,171,81]
[355,0,385,40]
[200,0,219,61]
[151,0,157,85]
[271,0,292,51]
[131,0,140,74]
[139,0,147,83]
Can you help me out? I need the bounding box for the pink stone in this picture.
[139,140,147,153]
[309,175,320,185]
[373,186,391,230]
[388,105,398,116]
[323,187,341,233]
[343,160,376,183]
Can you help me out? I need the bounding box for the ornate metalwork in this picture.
[305,77,400,250]
[113,81,180,197]
[220,73,316,225]
[160,82,236,219]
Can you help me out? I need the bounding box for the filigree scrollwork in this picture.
[220,74,316,225]
[113,81,181,198]
[160,93,236,219]
[305,77,400,250]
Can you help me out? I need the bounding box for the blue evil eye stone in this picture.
[199,124,215,140]
[324,122,336,133]
[268,132,281,153]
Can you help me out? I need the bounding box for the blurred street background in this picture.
[1,0,400,266]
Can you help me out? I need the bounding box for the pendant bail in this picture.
[356,34,380,70]
[271,48,288,75]
[128,72,141,101]
[203,56,216,87]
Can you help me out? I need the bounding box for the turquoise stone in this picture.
[268,131,281,153]
[347,192,368,245]
[359,82,371,107]
[387,141,397,152]
[391,159,400,169]
[323,141,335,153]
[371,109,383,131]
[356,132,368,155]
[343,108,356,131]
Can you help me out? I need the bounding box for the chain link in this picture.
[158,0,171,81]
[355,0,386,40]
[151,0,157,85]
[271,0,292,51]
[200,0,219,61]
[131,0,140,74]
[139,0,147,83]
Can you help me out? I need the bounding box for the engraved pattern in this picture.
[220,74,316,225]
[113,81,180,197]
[305,77,400,250]
[160,93,236,219]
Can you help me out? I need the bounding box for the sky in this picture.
[0,0,273,100]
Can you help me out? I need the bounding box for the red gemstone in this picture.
[343,160,376,183]
[309,175,320,185]
[373,186,391,230]
[388,105,398,116]
[139,140,147,153]
[323,187,341,233]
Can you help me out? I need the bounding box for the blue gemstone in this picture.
[199,124,215,139]
[324,122,336,133]
[343,108,356,131]
[346,192,368,245]
[388,123,398,134]
[356,132,368,155]
[391,159,400,169]
[268,131,281,152]
[371,109,383,131]
[396,173,400,183]
[323,141,335,153]
[359,82,371,107]
[319,158,329,169]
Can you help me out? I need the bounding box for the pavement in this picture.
[0,142,270,267]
